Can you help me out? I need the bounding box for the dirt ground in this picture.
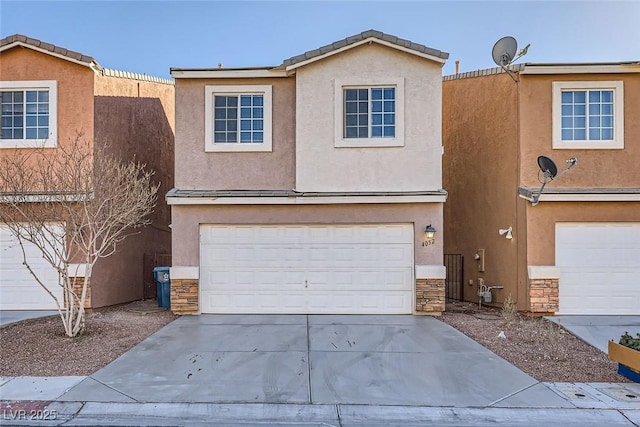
[0,300,630,382]
[440,301,629,383]
[0,300,177,376]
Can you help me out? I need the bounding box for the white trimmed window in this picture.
[0,80,57,148]
[334,78,404,148]
[552,81,624,149]
[204,85,272,152]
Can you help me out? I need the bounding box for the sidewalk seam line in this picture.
[487,382,540,407]
[86,376,140,402]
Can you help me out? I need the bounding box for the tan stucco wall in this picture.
[0,46,95,157]
[525,201,640,266]
[174,78,295,190]
[171,203,443,267]
[295,44,444,192]
[519,73,640,188]
[91,75,175,307]
[442,73,524,307]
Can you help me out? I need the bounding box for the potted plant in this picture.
[608,332,640,382]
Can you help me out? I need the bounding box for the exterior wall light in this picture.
[499,226,513,240]
[425,224,436,239]
[422,224,437,247]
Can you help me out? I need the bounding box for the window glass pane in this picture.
[240,131,252,142]
[357,89,368,100]
[214,96,227,107]
[384,100,395,112]
[345,89,357,101]
[561,117,572,128]
[574,129,586,140]
[38,104,48,113]
[574,105,585,116]
[371,88,382,99]
[254,107,263,119]
[26,104,37,113]
[215,119,227,131]
[371,126,382,137]
[254,131,263,142]
[589,91,600,102]
[383,126,395,137]
[561,105,572,116]
[589,128,600,140]
[602,104,612,115]
[227,120,237,131]
[215,109,226,119]
[26,116,37,127]
[26,128,37,139]
[228,108,237,119]
[574,91,585,103]
[601,128,613,140]
[574,117,585,128]
[37,128,48,139]
[38,91,49,102]
[14,116,23,127]
[358,114,367,125]
[346,127,357,138]
[227,132,237,143]
[253,96,263,106]
[602,116,612,127]
[214,132,226,143]
[14,129,23,139]
[240,95,252,106]
[561,92,573,103]
[384,88,395,98]
[602,91,612,102]
[240,107,251,118]
[589,116,600,128]
[227,97,238,107]
[358,101,368,113]
[372,114,382,125]
[26,91,37,102]
[346,102,357,113]
[240,120,251,130]
[357,127,368,138]
[561,129,573,140]
[589,104,600,115]
[371,101,382,112]
[384,114,395,125]
[254,120,263,131]
[346,115,357,126]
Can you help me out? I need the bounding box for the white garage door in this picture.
[556,223,640,315]
[200,224,414,314]
[0,224,63,310]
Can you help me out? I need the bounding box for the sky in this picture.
[1,1,639,79]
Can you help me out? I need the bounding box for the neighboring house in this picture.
[0,34,175,310]
[168,30,449,315]
[443,61,640,315]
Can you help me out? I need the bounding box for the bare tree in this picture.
[0,136,159,337]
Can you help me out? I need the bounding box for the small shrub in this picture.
[501,294,518,325]
[521,318,569,361]
[619,331,640,351]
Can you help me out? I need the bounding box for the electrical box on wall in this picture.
[476,249,485,272]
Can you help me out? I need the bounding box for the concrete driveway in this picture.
[547,315,640,353]
[57,314,568,407]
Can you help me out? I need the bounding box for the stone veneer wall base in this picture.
[415,278,445,315]
[71,277,92,310]
[171,278,199,314]
[528,278,559,315]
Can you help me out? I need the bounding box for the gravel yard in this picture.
[440,301,629,383]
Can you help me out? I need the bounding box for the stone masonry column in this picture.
[415,265,446,315]
[527,266,560,315]
[169,266,199,315]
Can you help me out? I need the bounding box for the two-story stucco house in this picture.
[0,34,175,310]
[443,61,640,315]
[168,30,449,315]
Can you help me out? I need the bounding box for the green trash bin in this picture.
[153,266,171,308]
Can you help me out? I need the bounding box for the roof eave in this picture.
[0,40,102,72]
[520,62,640,75]
[284,37,447,72]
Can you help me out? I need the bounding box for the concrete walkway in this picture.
[0,310,58,327]
[547,315,640,353]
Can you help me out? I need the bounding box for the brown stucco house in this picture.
[0,34,175,310]
[443,61,640,315]
[168,30,449,315]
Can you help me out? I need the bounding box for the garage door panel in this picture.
[556,223,640,315]
[200,224,414,314]
[1,224,64,310]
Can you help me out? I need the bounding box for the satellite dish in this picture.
[491,36,530,81]
[492,36,518,67]
[537,156,558,179]
[531,156,578,206]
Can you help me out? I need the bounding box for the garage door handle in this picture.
[305,280,308,288]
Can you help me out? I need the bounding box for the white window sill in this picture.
[553,140,624,150]
[0,138,57,149]
[205,143,272,153]
[335,138,404,148]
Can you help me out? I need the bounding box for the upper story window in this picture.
[0,80,57,149]
[334,78,404,148]
[552,81,624,149]
[205,85,272,152]
[344,87,395,139]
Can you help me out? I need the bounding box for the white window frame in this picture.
[334,77,404,148]
[552,81,624,149]
[0,80,57,149]
[204,85,272,152]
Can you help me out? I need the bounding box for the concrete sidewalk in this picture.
[547,315,640,353]
[0,311,58,327]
